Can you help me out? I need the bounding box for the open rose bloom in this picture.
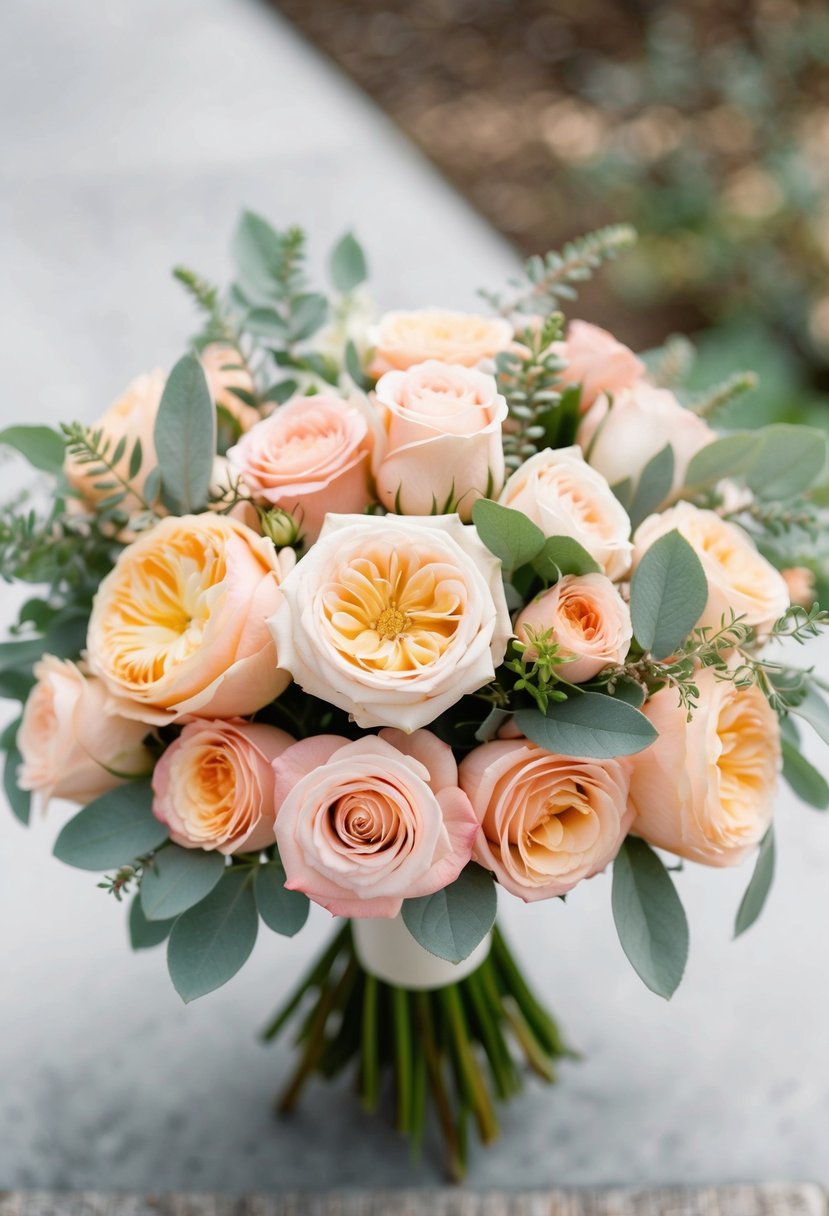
[5,212,828,1172]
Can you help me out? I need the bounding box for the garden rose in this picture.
[268,513,511,732]
[514,573,632,683]
[87,513,292,723]
[226,394,377,542]
[630,669,780,866]
[200,343,260,432]
[369,309,513,376]
[578,382,714,495]
[273,729,478,917]
[152,719,294,854]
[782,566,816,609]
[500,445,633,581]
[633,502,789,635]
[374,360,508,519]
[17,656,152,813]
[459,740,633,900]
[559,320,644,411]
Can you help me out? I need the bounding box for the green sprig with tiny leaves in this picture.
[496,313,565,471]
[505,627,575,714]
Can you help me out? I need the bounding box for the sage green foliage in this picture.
[53,783,166,872]
[630,530,708,660]
[471,499,544,571]
[612,837,689,1000]
[154,354,216,515]
[329,231,368,293]
[403,864,497,964]
[515,693,657,760]
[129,896,175,951]
[167,868,259,1002]
[0,426,65,474]
[734,829,776,939]
[140,845,226,922]
[255,861,310,937]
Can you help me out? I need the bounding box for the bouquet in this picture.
[3,213,829,1180]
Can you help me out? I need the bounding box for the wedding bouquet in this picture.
[3,213,829,1179]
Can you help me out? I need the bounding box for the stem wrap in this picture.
[352,913,492,990]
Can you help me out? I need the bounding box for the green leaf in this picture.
[255,861,310,937]
[128,437,143,480]
[683,432,762,492]
[345,340,372,391]
[0,669,35,702]
[628,444,674,531]
[3,727,30,825]
[745,424,827,501]
[167,868,258,1002]
[0,637,51,674]
[790,686,829,747]
[471,499,545,572]
[781,738,829,810]
[532,535,601,581]
[515,692,658,759]
[53,782,167,871]
[232,210,285,294]
[129,896,175,951]
[0,425,65,474]
[611,477,633,512]
[140,845,226,921]
[603,676,646,708]
[630,530,708,659]
[329,231,368,293]
[289,292,328,341]
[612,836,689,999]
[402,863,497,965]
[734,828,776,937]
[244,307,288,338]
[153,353,216,514]
[264,379,299,405]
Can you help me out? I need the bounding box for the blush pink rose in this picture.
[459,740,633,901]
[514,573,632,683]
[152,719,294,854]
[782,566,816,609]
[226,394,377,542]
[368,309,514,376]
[200,343,260,432]
[17,656,152,813]
[374,360,508,519]
[559,320,645,411]
[273,729,478,917]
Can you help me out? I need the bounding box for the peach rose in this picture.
[273,729,478,917]
[226,394,377,543]
[17,656,152,813]
[369,309,513,376]
[152,719,294,853]
[459,740,633,900]
[200,343,260,432]
[500,445,633,581]
[514,573,632,683]
[633,502,789,635]
[782,566,816,609]
[559,320,645,411]
[630,669,780,866]
[578,382,714,495]
[87,513,293,724]
[374,361,507,519]
[268,513,511,732]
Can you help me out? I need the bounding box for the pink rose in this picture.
[374,361,507,519]
[226,394,377,542]
[559,320,644,411]
[200,343,260,432]
[514,573,632,683]
[630,669,780,866]
[459,740,633,901]
[368,309,514,376]
[782,566,816,609]
[152,719,294,853]
[273,729,478,918]
[17,656,152,813]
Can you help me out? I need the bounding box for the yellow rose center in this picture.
[375,606,409,640]
[715,687,775,827]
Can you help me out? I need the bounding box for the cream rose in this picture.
[226,394,377,542]
[630,669,780,866]
[500,446,633,581]
[200,343,260,432]
[514,573,632,683]
[268,513,511,732]
[273,729,478,917]
[152,719,294,854]
[87,513,292,723]
[374,361,507,519]
[368,309,513,376]
[578,382,714,495]
[633,502,789,635]
[459,740,633,901]
[17,656,152,813]
[559,320,645,411]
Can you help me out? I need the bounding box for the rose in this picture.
[459,740,633,900]
[268,513,512,732]
[226,394,377,543]
[368,309,513,376]
[630,668,780,866]
[152,719,294,854]
[200,343,260,432]
[273,729,478,917]
[782,566,816,609]
[374,360,508,519]
[633,502,789,635]
[499,445,633,581]
[87,513,293,723]
[17,656,152,813]
[514,573,632,683]
[577,382,715,495]
[559,320,645,411]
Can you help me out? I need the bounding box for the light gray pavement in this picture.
[2,0,829,1192]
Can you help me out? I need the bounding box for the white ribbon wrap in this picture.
[352,913,492,990]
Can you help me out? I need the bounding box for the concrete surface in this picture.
[2,0,829,1192]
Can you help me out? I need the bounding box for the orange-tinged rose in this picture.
[514,573,632,683]
[368,309,513,376]
[200,343,260,432]
[782,566,816,609]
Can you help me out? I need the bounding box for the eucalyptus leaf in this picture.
[630,530,708,659]
[734,828,776,937]
[402,863,497,965]
[153,354,216,514]
[790,686,829,747]
[612,836,689,999]
[3,733,29,825]
[745,425,827,500]
[532,535,600,581]
[167,868,258,1002]
[515,692,658,759]
[140,845,226,921]
[683,432,761,492]
[471,499,545,571]
[53,782,167,871]
[781,739,829,810]
[255,861,310,937]
[244,307,288,338]
[329,231,368,293]
[232,210,285,293]
[611,477,633,512]
[0,425,65,474]
[628,444,674,531]
[129,896,176,951]
[289,293,328,342]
